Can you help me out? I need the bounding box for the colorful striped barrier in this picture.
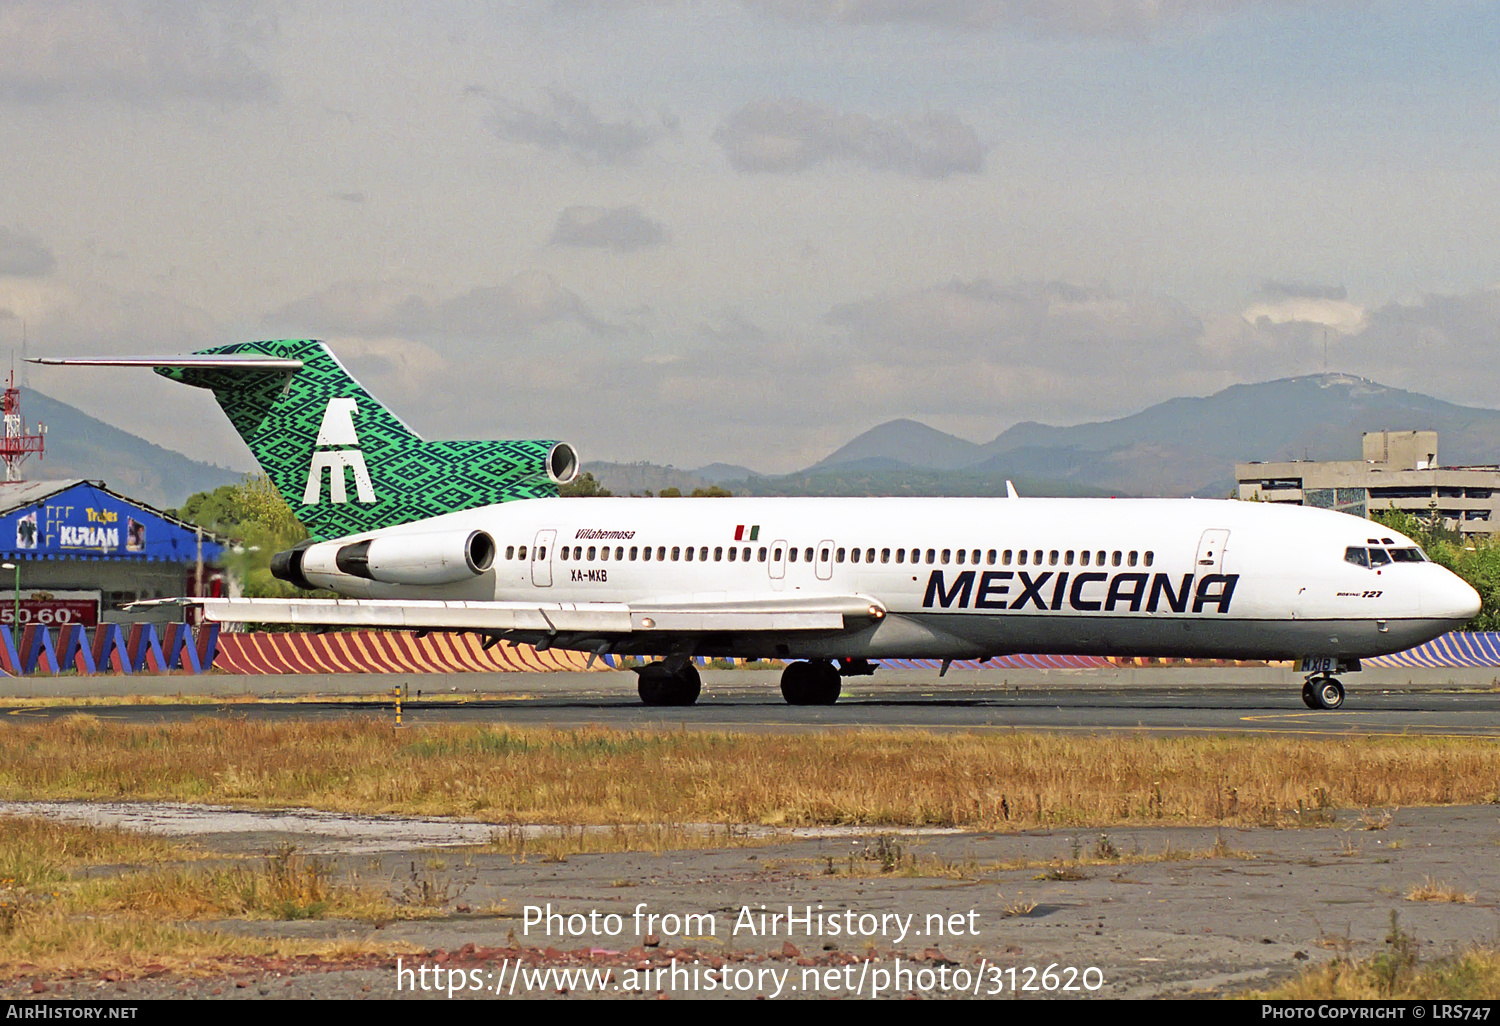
[0,623,221,676]
[3,624,1500,676]
[1364,631,1500,669]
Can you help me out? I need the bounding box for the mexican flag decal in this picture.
[734,525,760,541]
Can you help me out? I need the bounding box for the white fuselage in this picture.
[294,496,1481,662]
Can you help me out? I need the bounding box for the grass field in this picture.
[1,716,1496,828]
[0,816,422,977]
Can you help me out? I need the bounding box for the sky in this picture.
[2,0,1500,475]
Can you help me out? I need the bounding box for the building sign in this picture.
[0,482,221,563]
[0,590,101,627]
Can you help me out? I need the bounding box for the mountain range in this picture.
[11,389,241,510]
[590,374,1500,498]
[18,373,1500,508]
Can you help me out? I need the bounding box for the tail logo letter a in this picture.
[303,398,377,505]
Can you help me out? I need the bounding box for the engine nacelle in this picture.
[275,530,496,589]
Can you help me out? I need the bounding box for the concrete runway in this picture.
[7,665,1500,736]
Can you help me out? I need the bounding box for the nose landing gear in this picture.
[1302,674,1345,710]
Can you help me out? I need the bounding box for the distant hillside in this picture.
[20,389,242,508]
[811,375,1500,497]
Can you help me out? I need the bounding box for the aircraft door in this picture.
[769,539,787,592]
[816,539,834,581]
[1195,529,1230,575]
[531,529,556,587]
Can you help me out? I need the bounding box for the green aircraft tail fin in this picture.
[158,339,572,540]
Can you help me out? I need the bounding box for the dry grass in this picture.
[1257,914,1500,1000]
[0,719,1498,830]
[1404,876,1476,903]
[0,908,413,978]
[0,817,427,976]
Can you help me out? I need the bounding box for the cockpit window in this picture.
[1344,546,1369,567]
[1368,548,1391,567]
[1389,547,1426,562]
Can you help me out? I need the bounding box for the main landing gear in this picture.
[635,662,702,706]
[780,660,842,705]
[1302,674,1346,711]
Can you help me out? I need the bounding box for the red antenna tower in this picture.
[0,368,45,483]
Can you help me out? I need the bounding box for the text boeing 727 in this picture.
[36,340,1480,710]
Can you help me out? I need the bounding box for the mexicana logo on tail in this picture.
[303,397,376,505]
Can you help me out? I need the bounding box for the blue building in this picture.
[0,480,224,626]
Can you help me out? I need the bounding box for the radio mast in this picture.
[0,365,45,482]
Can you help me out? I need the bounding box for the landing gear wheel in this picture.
[1301,681,1319,709]
[780,660,841,705]
[637,663,702,706]
[1315,677,1345,710]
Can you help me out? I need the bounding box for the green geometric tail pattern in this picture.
[159,339,560,541]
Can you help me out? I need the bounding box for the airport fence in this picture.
[2,625,1499,676]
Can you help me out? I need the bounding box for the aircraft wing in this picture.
[195,595,885,634]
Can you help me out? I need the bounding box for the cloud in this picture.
[0,228,56,277]
[1242,296,1368,335]
[1260,280,1347,301]
[715,98,983,177]
[265,272,615,342]
[488,88,674,165]
[549,205,668,253]
[0,0,278,104]
[828,278,1202,370]
[738,1,1315,37]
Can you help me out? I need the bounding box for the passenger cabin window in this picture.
[1127,551,1138,567]
[518,546,527,559]
[788,548,798,562]
[715,546,723,561]
[1345,546,1369,567]
[671,546,680,561]
[759,547,768,562]
[587,546,596,560]
[805,547,815,562]
[684,546,693,562]
[505,545,515,560]
[849,548,859,563]
[630,546,639,560]
[896,549,905,563]
[986,550,996,565]
[866,548,876,563]
[1049,551,1059,565]
[955,550,965,565]
[1002,550,1012,565]
[836,548,846,563]
[1111,551,1121,566]
[1144,551,1154,567]
[744,547,752,561]
[1017,550,1027,565]
[699,546,708,561]
[1080,551,1089,566]
[726,547,735,562]
[941,549,951,564]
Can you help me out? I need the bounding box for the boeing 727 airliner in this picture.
[36,340,1481,711]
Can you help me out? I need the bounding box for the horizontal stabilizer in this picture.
[29,355,304,371]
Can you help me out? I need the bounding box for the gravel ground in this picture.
[4,803,1499,1000]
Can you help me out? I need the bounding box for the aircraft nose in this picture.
[1426,567,1481,623]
